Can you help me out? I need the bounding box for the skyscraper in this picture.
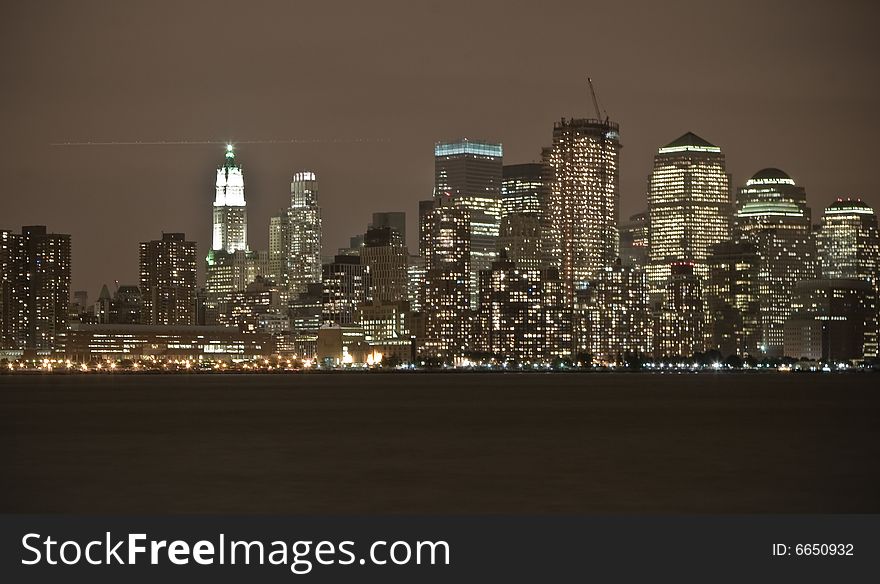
[817,199,880,358]
[647,132,731,296]
[543,117,620,303]
[360,225,408,303]
[434,138,503,305]
[735,168,817,356]
[212,144,247,253]
[498,214,544,270]
[653,262,705,359]
[817,199,879,284]
[501,163,544,218]
[321,255,371,326]
[288,171,323,296]
[0,226,71,350]
[139,232,197,326]
[206,146,268,325]
[421,202,471,361]
[268,212,291,289]
[704,241,761,357]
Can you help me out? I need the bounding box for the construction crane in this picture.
[587,77,608,122]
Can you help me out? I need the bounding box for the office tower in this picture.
[370,212,407,243]
[290,283,323,335]
[220,276,287,334]
[818,199,880,358]
[543,117,621,303]
[139,232,197,326]
[360,300,412,363]
[501,163,544,218]
[784,279,876,361]
[704,241,761,357]
[360,226,408,303]
[112,285,143,325]
[619,211,650,268]
[647,132,731,296]
[653,263,704,358]
[407,254,425,312]
[818,199,879,283]
[212,144,247,253]
[477,252,570,363]
[268,212,291,289]
[206,145,267,324]
[576,261,652,364]
[421,202,471,360]
[434,138,503,304]
[321,255,371,325]
[498,214,544,270]
[205,249,270,325]
[735,168,817,356]
[288,171,323,295]
[0,226,71,350]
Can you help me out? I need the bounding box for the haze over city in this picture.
[2,0,879,294]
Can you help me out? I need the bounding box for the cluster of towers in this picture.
[3,109,878,367]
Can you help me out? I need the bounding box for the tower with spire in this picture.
[212,144,248,253]
[205,145,269,325]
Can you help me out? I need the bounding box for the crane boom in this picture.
[587,77,602,119]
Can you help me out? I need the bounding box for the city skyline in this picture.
[2,1,878,294]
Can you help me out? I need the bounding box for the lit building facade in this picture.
[735,168,817,356]
[818,199,879,284]
[212,145,247,253]
[360,225,408,303]
[476,253,570,362]
[647,132,730,296]
[0,226,71,350]
[653,263,704,358]
[434,139,503,305]
[421,202,471,360]
[268,212,291,290]
[704,241,761,357]
[288,171,323,296]
[577,262,652,364]
[543,117,620,303]
[139,233,197,326]
[321,255,371,326]
[784,279,876,361]
[817,198,880,357]
[501,163,544,217]
[406,254,425,312]
[58,323,274,362]
[498,213,544,271]
[619,211,649,268]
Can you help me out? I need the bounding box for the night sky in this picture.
[2,0,878,295]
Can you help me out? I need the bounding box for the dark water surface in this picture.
[1,372,878,514]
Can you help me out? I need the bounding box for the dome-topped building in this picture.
[734,168,818,357]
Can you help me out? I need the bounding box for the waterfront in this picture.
[1,373,878,514]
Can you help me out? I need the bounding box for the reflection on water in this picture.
[1,373,878,514]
